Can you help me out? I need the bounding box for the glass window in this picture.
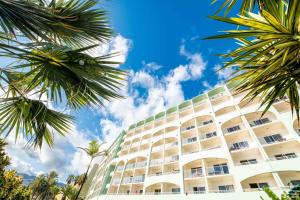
[171,188,180,193]
[227,125,241,133]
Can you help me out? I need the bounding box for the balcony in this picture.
[152,145,164,152]
[258,134,288,146]
[165,141,178,149]
[125,163,135,170]
[198,120,213,127]
[270,152,298,161]
[150,158,163,166]
[223,124,244,135]
[199,131,217,140]
[206,164,229,176]
[229,141,250,152]
[122,176,145,184]
[181,125,196,133]
[249,118,271,128]
[111,178,121,185]
[182,137,198,145]
[135,161,147,169]
[184,169,204,178]
[165,155,179,163]
[116,166,124,172]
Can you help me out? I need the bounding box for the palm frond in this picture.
[207,0,300,119]
[0,0,112,46]
[0,97,74,148]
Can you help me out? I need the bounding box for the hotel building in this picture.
[84,82,300,200]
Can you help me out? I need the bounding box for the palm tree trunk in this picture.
[74,158,93,200]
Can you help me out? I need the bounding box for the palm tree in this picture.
[66,174,75,185]
[206,0,300,118]
[74,140,107,200]
[30,171,59,200]
[0,0,126,149]
[61,184,78,200]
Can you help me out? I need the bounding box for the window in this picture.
[154,189,161,195]
[263,134,283,144]
[275,153,297,160]
[230,141,249,151]
[240,159,257,165]
[249,182,269,189]
[203,120,213,125]
[226,125,241,133]
[185,125,195,131]
[193,187,205,193]
[171,188,180,193]
[191,167,202,177]
[218,185,234,192]
[250,118,270,127]
[209,163,229,175]
[187,137,197,143]
[205,131,217,138]
[291,180,300,186]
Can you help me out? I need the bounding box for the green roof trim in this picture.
[166,106,178,115]
[145,116,154,123]
[192,94,207,103]
[208,87,225,97]
[226,80,242,89]
[136,120,145,127]
[178,101,192,110]
[128,124,136,130]
[155,111,165,120]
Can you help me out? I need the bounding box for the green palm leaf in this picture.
[0,0,112,46]
[0,97,74,148]
[206,0,300,119]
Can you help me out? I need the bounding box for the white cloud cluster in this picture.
[99,44,208,142]
[214,64,235,81]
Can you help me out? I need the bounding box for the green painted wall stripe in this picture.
[192,94,207,103]
[178,101,192,110]
[145,116,154,123]
[155,111,165,119]
[166,106,178,115]
[208,87,225,97]
[99,165,115,195]
[128,124,136,130]
[136,120,145,127]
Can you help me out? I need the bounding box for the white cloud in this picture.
[143,61,163,71]
[202,81,212,89]
[214,64,234,81]
[99,44,208,142]
[179,44,207,79]
[88,34,132,66]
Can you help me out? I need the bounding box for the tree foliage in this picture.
[0,139,31,200]
[207,0,300,118]
[0,0,126,149]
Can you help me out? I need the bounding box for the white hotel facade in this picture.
[84,82,300,200]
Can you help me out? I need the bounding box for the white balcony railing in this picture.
[223,124,244,134]
[132,175,145,183]
[249,118,271,127]
[111,179,121,185]
[199,131,217,140]
[206,166,229,176]
[152,145,164,152]
[116,166,124,171]
[165,155,179,163]
[258,134,289,146]
[125,163,135,170]
[181,125,196,133]
[150,158,163,166]
[135,161,147,168]
[197,120,213,127]
[182,137,197,145]
[184,170,204,178]
[165,141,178,149]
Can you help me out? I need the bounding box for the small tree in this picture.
[74,140,107,200]
[0,139,32,200]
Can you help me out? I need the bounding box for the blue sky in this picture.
[5,0,240,181]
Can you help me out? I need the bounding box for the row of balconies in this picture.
[125,93,289,140]
[122,116,274,154]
